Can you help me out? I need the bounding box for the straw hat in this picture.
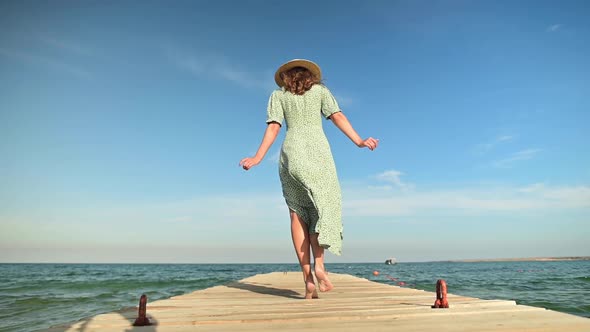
[274,59,322,87]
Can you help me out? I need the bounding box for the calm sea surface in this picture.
[0,261,588,331]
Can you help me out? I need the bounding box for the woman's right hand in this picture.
[358,137,379,151]
[239,157,261,171]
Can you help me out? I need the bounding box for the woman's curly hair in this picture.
[281,67,321,95]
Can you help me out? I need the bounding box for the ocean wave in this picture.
[1,262,588,332]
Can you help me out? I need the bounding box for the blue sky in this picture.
[1,0,589,263]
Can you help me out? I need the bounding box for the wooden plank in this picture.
[45,271,590,332]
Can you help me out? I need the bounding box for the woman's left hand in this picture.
[239,157,261,170]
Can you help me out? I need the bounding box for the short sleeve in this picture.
[320,85,341,119]
[266,90,284,125]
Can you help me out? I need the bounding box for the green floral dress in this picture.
[266,84,343,255]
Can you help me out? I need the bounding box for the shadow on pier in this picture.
[226,281,303,299]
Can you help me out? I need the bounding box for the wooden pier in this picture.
[47,272,590,331]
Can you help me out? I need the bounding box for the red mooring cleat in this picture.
[432,279,449,308]
[133,294,151,326]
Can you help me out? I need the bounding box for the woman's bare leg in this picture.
[290,210,318,299]
[310,233,334,292]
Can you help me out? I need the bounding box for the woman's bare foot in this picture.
[314,266,334,292]
[305,280,319,299]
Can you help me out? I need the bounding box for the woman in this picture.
[240,59,378,299]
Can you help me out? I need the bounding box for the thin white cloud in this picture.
[2,180,589,257]
[546,24,563,32]
[30,182,589,223]
[166,48,273,90]
[375,169,412,190]
[0,47,91,79]
[335,94,354,108]
[493,148,541,168]
[475,135,514,155]
[175,56,204,75]
[6,182,588,229]
[518,183,545,193]
[367,185,393,191]
[519,184,590,207]
[344,182,590,217]
[39,36,94,56]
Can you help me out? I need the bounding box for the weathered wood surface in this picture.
[46,272,590,331]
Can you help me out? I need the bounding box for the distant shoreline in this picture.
[1,257,589,264]
[443,256,590,263]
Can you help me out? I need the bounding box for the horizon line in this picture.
[1,256,589,265]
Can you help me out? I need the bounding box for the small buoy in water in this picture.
[373,270,380,276]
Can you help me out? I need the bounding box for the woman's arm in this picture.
[240,122,282,170]
[329,112,379,150]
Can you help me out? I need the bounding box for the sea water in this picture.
[0,261,588,331]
